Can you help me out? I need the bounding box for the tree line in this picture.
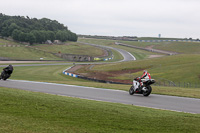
[0,13,78,44]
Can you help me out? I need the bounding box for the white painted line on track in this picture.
[9,79,127,93]
[127,51,136,60]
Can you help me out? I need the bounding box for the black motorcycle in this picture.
[129,77,155,96]
[0,65,13,80]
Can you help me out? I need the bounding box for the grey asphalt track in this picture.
[0,79,199,114]
[78,42,136,61]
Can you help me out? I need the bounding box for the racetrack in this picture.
[0,79,199,114]
[0,43,199,114]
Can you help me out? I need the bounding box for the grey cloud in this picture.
[0,0,200,38]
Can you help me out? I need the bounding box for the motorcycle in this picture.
[0,65,13,80]
[129,77,155,96]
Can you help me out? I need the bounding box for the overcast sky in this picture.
[1,0,200,38]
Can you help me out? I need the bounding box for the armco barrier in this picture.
[63,71,78,78]
[62,66,79,78]
[77,75,129,84]
[103,57,113,61]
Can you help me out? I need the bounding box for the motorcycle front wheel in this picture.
[129,86,135,95]
[1,72,10,80]
[143,86,152,96]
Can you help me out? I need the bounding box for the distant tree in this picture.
[38,31,46,43]
[31,30,45,43]
[1,26,9,37]
[68,31,78,42]
[12,29,21,40]
[46,31,55,42]
[31,30,40,43]
[18,32,26,42]
[27,33,36,45]
[56,30,65,42]
[70,33,78,42]
[8,23,20,36]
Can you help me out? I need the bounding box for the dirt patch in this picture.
[83,69,141,84]
[148,55,164,58]
[146,45,155,49]
[67,64,142,84]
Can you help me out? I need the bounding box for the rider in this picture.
[0,64,14,80]
[3,64,14,75]
[138,70,151,91]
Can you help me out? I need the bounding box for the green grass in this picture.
[153,86,200,98]
[33,42,105,57]
[120,40,200,54]
[120,40,162,48]
[0,47,62,60]
[91,54,200,84]
[0,38,21,45]
[0,87,200,133]
[154,42,200,54]
[0,38,62,60]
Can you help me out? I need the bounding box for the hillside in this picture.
[0,13,77,44]
[0,38,107,61]
[74,38,200,87]
[120,40,200,54]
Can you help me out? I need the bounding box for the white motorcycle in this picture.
[129,77,155,96]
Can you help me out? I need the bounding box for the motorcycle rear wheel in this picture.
[143,86,152,96]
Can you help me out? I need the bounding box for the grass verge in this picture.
[0,87,200,133]
[0,47,62,60]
